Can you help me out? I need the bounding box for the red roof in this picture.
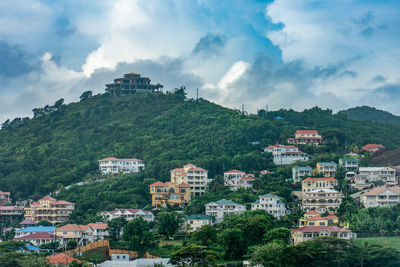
[87,223,108,229]
[99,157,142,162]
[325,214,339,219]
[361,144,385,151]
[47,254,81,265]
[303,177,337,182]
[15,232,62,240]
[260,170,271,174]
[362,186,400,196]
[177,183,191,187]
[291,226,350,232]
[305,210,319,215]
[102,208,152,215]
[20,219,36,225]
[308,215,326,221]
[0,191,10,195]
[40,196,56,201]
[56,224,90,232]
[224,170,245,174]
[242,174,255,180]
[184,164,196,167]
[149,181,168,187]
[53,200,74,205]
[188,167,207,172]
[171,168,186,172]
[296,130,318,134]
[0,206,20,211]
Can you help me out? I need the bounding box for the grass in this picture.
[354,236,400,251]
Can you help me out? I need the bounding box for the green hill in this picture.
[339,106,400,125]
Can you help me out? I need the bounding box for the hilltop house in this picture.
[105,72,163,95]
[101,208,154,222]
[24,196,74,224]
[339,158,359,171]
[149,181,191,208]
[205,199,246,223]
[171,164,210,196]
[287,130,323,145]
[292,166,312,183]
[251,194,287,218]
[313,162,337,177]
[361,144,385,153]
[223,170,255,190]
[361,186,400,208]
[264,143,309,165]
[184,214,212,232]
[98,157,145,175]
[291,226,354,245]
[352,166,397,189]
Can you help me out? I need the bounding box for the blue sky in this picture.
[1,0,400,121]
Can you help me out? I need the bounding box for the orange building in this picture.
[149,181,191,208]
[24,196,75,224]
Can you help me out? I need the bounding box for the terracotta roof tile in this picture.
[292,226,350,232]
[47,254,81,264]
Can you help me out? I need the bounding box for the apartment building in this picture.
[251,194,287,218]
[314,162,337,177]
[287,130,323,145]
[354,167,397,189]
[223,170,255,190]
[205,199,246,223]
[105,72,163,95]
[24,196,75,224]
[301,177,338,193]
[264,143,309,165]
[184,214,212,232]
[338,158,359,171]
[361,186,400,208]
[171,164,210,196]
[302,189,343,213]
[149,181,191,208]
[292,166,312,183]
[291,226,354,245]
[55,224,94,245]
[98,157,145,175]
[87,223,109,241]
[101,208,154,222]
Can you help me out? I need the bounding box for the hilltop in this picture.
[339,106,400,125]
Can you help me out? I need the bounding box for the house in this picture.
[224,170,255,190]
[314,162,337,177]
[171,164,210,195]
[98,157,145,175]
[0,206,23,222]
[101,209,155,222]
[20,218,36,228]
[47,253,82,266]
[352,166,397,189]
[24,196,74,224]
[361,186,400,208]
[302,177,338,193]
[291,226,354,245]
[361,144,385,153]
[205,199,246,223]
[298,211,339,227]
[287,130,323,145]
[0,191,11,205]
[105,72,163,95]
[292,166,312,183]
[149,181,191,208]
[339,158,359,171]
[251,194,287,218]
[15,226,56,238]
[184,214,212,232]
[264,143,309,165]
[260,170,272,175]
[88,223,109,241]
[14,232,63,247]
[55,224,94,245]
[302,189,343,213]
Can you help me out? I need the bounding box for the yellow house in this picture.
[149,181,191,208]
[313,162,337,177]
[55,224,94,244]
[171,164,209,196]
[299,211,340,227]
[302,177,338,193]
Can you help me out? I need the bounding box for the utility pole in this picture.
[196,88,199,101]
[242,104,244,114]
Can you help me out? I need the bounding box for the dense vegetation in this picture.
[339,105,400,126]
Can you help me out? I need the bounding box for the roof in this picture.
[53,200,74,205]
[292,226,350,232]
[208,199,244,206]
[361,144,385,151]
[308,215,326,221]
[317,162,337,167]
[185,214,211,220]
[17,226,56,232]
[0,191,10,194]
[188,167,207,172]
[183,164,196,167]
[56,224,90,232]
[15,232,61,240]
[20,219,36,225]
[308,189,340,193]
[362,186,400,196]
[171,168,186,172]
[87,223,108,229]
[224,169,245,174]
[340,158,358,163]
[149,181,168,187]
[293,166,312,171]
[47,254,82,265]
[99,157,142,162]
[325,214,339,219]
[260,170,271,174]
[0,206,20,211]
[259,193,280,199]
[359,167,394,172]
[102,208,153,215]
[305,210,319,215]
[40,196,56,201]
[265,143,299,149]
[296,130,319,134]
[303,177,337,182]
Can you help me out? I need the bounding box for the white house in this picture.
[352,167,397,189]
[101,208,155,222]
[338,158,359,171]
[88,223,109,241]
[14,232,63,247]
[184,214,212,232]
[264,143,309,165]
[292,166,312,183]
[15,226,56,238]
[361,186,400,208]
[205,199,246,223]
[224,170,255,190]
[98,157,145,174]
[251,194,287,218]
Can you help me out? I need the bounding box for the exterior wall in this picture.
[302,190,343,213]
[171,165,209,196]
[291,229,352,245]
[292,167,312,183]
[24,199,74,224]
[102,210,154,222]
[150,183,191,208]
[184,219,211,232]
[105,73,163,95]
[338,159,358,171]
[205,202,246,223]
[302,179,338,193]
[361,191,400,208]
[355,167,397,187]
[99,159,145,174]
[224,171,255,190]
[314,163,337,177]
[251,195,287,218]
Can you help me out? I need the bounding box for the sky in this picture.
[1,0,400,122]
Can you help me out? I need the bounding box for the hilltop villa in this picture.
[287,130,323,145]
[24,196,75,224]
[223,170,255,191]
[205,199,246,223]
[264,143,309,165]
[251,194,287,218]
[171,164,210,196]
[98,157,145,174]
[105,72,163,95]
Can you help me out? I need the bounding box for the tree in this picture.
[107,217,127,241]
[53,98,65,110]
[219,228,246,260]
[36,220,52,226]
[123,217,158,256]
[156,212,184,239]
[264,227,291,245]
[67,240,78,250]
[17,255,48,267]
[251,241,285,267]
[191,225,217,246]
[80,91,93,101]
[169,245,217,266]
[40,241,60,250]
[173,86,187,98]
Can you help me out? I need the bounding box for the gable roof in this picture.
[47,254,81,265]
[20,219,36,225]
[208,199,243,206]
[293,166,312,171]
[362,186,400,196]
[340,158,358,163]
[56,224,91,232]
[317,162,337,167]
[15,232,61,240]
[40,196,56,201]
[361,144,385,151]
[149,181,168,187]
[307,215,326,221]
[296,130,319,134]
[305,210,319,215]
[87,223,108,229]
[224,169,245,174]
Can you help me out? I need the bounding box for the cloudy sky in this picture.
[1,0,400,122]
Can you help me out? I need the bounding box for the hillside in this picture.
[371,148,400,166]
[339,106,400,125]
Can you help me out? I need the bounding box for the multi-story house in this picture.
[15,226,56,238]
[101,209,155,222]
[287,130,323,145]
[352,167,397,189]
[301,177,338,193]
[361,186,400,208]
[264,143,309,165]
[14,232,63,247]
[291,226,354,245]
[361,144,385,153]
[105,72,163,95]
[298,211,339,227]
[313,162,337,177]
[338,158,358,171]
[184,214,212,232]
[98,157,145,175]
[88,223,109,241]
[223,170,255,190]
[205,199,246,223]
[24,196,75,224]
[149,181,191,208]
[0,206,23,222]
[292,166,312,183]
[251,194,287,218]
[0,191,11,205]
[55,224,94,245]
[171,164,210,196]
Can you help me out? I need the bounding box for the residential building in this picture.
[361,186,400,208]
[105,72,163,95]
[171,164,210,195]
[224,170,255,190]
[287,130,323,145]
[88,223,109,241]
[292,166,312,183]
[298,211,339,227]
[14,232,63,247]
[55,224,94,245]
[149,181,191,208]
[98,157,145,175]
[101,208,154,222]
[260,170,272,175]
[0,206,23,222]
[352,166,397,189]
[24,196,75,224]
[264,143,309,165]
[15,226,56,238]
[184,214,212,232]
[291,226,354,245]
[361,144,385,153]
[205,199,246,223]
[338,158,359,171]
[0,191,11,205]
[251,194,287,218]
[314,162,337,177]
[302,189,343,213]
[20,218,36,228]
[302,177,338,193]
